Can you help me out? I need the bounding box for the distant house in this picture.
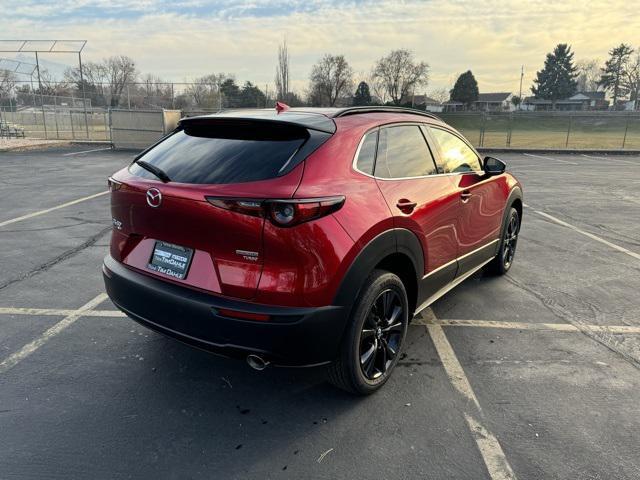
[474,92,514,112]
[443,93,515,112]
[522,91,609,111]
[399,94,444,112]
[619,99,638,111]
[413,95,444,112]
[443,100,465,112]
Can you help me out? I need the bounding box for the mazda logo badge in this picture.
[146,188,162,208]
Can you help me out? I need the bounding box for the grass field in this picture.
[2,109,640,149]
[440,113,640,149]
[1,111,110,141]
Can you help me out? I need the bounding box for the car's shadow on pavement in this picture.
[81,320,442,478]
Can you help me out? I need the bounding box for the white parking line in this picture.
[524,204,640,261]
[0,293,107,374]
[63,147,112,156]
[425,319,640,334]
[0,307,125,317]
[424,309,517,480]
[4,307,639,334]
[581,154,639,166]
[0,191,109,228]
[523,153,578,165]
[427,322,482,411]
[464,412,517,480]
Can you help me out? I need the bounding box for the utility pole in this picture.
[35,51,47,139]
[518,65,524,111]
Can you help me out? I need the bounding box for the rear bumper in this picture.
[102,255,348,366]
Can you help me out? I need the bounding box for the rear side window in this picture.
[129,123,307,184]
[355,130,378,174]
[429,127,482,173]
[374,125,437,179]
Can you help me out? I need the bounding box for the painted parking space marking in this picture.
[0,306,125,317]
[63,147,113,156]
[523,153,578,165]
[581,154,639,166]
[0,293,107,374]
[3,306,639,334]
[425,319,640,334]
[523,204,640,261]
[421,308,517,480]
[0,190,109,228]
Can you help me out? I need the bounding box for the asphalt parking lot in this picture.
[1,145,639,479]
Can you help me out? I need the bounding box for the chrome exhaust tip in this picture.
[247,354,270,371]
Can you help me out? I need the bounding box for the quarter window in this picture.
[430,128,482,173]
[355,130,378,175]
[374,125,438,179]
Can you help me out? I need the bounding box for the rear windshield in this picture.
[129,122,307,184]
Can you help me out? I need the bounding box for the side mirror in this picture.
[484,156,506,176]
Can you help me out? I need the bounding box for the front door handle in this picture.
[460,190,472,203]
[396,199,417,213]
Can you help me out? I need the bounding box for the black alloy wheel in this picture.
[502,210,519,269]
[327,270,409,395]
[359,289,404,380]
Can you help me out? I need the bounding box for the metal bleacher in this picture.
[0,120,25,138]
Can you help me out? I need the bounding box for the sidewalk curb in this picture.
[477,147,640,155]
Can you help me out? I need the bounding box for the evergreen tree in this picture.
[353,81,372,106]
[450,71,479,108]
[599,43,634,108]
[531,44,578,109]
[239,82,267,108]
[219,78,241,107]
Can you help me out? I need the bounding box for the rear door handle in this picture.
[460,190,472,202]
[396,199,417,213]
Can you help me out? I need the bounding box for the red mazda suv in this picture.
[103,105,522,394]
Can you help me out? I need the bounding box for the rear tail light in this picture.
[206,196,345,227]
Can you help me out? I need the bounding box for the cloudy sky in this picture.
[2,0,639,96]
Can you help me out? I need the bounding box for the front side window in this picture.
[429,128,482,173]
[374,125,438,179]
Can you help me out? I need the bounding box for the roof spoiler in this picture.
[179,111,336,134]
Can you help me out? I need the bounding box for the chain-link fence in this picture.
[440,112,640,149]
[0,108,109,140]
[2,103,640,150]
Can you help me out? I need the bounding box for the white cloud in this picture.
[2,0,639,95]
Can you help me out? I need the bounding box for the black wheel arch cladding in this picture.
[333,228,423,310]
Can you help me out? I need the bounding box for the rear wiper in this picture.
[134,159,171,183]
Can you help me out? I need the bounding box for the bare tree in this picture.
[33,68,70,97]
[372,49,429,105]
[106,55,137,107]
[138,74,173,108]
[275,39,290,102]
[308,54,354,106]
[0,69,16,97]
[623,51,640,109]
[575,59,601,91]
[427,87,449,104]
[365,71,387,104]
[185,73,229,110]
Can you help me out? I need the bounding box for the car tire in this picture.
[486,206,520,276]
[327,269,409,395]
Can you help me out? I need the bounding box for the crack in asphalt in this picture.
[0,219,103,233]
[530,205,640,249]
[504,274,640,370]
[0,226,111,292]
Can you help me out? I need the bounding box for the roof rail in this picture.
[332,106,441,121]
